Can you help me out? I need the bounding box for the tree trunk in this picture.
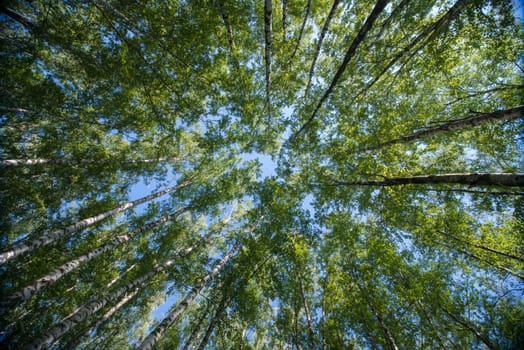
[361,105,524,151]
[282,0,288,37]
[437,230,524,262]
[62,288,139,350]
[375,0,411,39]
[106,263,137,289]
[356,0,468,100]
[23,227,214,350]
[292,0,390,140]
[331,173,524,188]
[180,301,214,350]
[0,5,34,30]
[137,237,244,350]
[196,293,228,350]
[435,239,524,280]
[0,157,182,167]
[305,0,340,98]
[264,0,273,121]
[370,303,400,350]
[1,207,190,314]
[289,0,312,61]
[414,300,457,350]
[439,306,497,350]
[218,1,235,50]
[0,180,192,264]
[298,272,315,348]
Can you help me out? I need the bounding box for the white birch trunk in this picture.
[0,180,193,264]
[137,237,244,350]
[23,227,213,350]
[0,157,182,167]
[1,207,189,314]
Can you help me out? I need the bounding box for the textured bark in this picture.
[292,0,390,140]
[290,0,312,61]
[356,0,468,100]
[332,173,524,188]
[305,0,340,98]
[0,180,192,264]
[360,105,524,151]
[23,229,212,350]
[264,0,273,120]
[1,207,189,314]
[0,157,181,167]
[62,288,139,350]
[137,237,244,350]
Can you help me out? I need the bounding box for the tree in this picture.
[1,0,522,349]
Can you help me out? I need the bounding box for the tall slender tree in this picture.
[0,180,194,264]
[137,235,245,350]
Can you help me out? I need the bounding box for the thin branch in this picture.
[289,0,312,61]
[444,85,524,106]
[304,0,340,98]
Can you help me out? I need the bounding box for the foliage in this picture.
[0,0,522,349]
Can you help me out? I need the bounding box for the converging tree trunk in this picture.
[0,206,190,314]
[137,236,244,350]
[23,228,216,350]
[360,105,524,151]
[289,0,312,61]
[305,0,340,98]
[0,5,34,30]
[353,274,400,350]
[440,306,496,350]
[330,173,524,188]
[292,0,390,140]
[355,0,469,100]
[0,157,182,167]
[298,271,315,348]
[0,180,193,264]
[218,0,235,50]
[437,230,524,263]
[282,0,288,36]
[180,302,214,350]
[436,239,524,280]
[196,293,228,350]
[264,0,273,121]
[62,288,139,350]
